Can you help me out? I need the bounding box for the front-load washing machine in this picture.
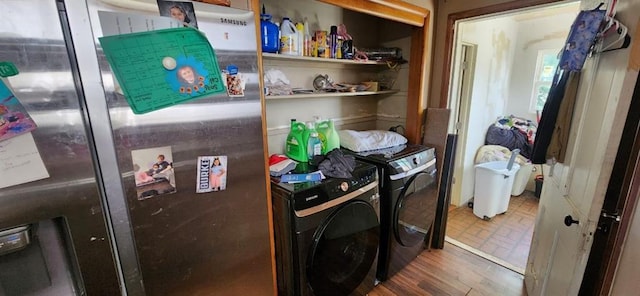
[271,161,380,296]
[345,145,438,282]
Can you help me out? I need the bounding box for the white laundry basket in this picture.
[475,145,531,196]
[511,163,533,196]
[473,161,520,220]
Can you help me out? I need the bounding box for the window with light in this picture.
[530,50,559,113]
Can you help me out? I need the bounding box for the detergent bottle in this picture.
[315,118,340,154]
[306,122,322,161]
[260,14,279,53]
[285,119,307,162]
[279,17,298,55]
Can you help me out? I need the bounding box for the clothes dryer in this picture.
[345,145,437,281]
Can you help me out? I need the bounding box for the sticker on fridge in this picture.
[131,146,177,200]
[0,79,37,142]
[222,65,245,97]
[157,0,198,28]
[196,156,227,193]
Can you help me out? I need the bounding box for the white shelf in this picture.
[265,90,399,100]
[262,53,386,65]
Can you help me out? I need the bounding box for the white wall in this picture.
[377,21,414,131]
[262,0,417,155]
[450,17,518,206]
[505,12,576,122]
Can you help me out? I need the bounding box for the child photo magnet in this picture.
[222,65,245,97]
[157,0,198,28]
[131,146,177,200]
[196,156,227,193]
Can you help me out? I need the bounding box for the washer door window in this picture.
[307,200,379,296]
[394,171,437,247]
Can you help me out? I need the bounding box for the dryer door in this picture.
[306,200,379,295]
[393,170,438,247]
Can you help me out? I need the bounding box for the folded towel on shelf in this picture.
[269,154,297,176]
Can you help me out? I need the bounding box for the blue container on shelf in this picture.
[260,14,279,53]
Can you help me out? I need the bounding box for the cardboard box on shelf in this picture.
[362,81,379,91]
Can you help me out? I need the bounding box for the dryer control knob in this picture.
[340,182,349,192]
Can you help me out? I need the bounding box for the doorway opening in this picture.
[443,1,581,274]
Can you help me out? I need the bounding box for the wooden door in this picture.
[524,5,639,294]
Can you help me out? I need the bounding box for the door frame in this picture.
[437,0,565,108]
[580,21,640,293]
[438,1,638,293]
[579,70,640,294]
[449,42,477,207]
[432,0,565,248]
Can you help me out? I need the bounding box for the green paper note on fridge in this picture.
[99,27,226,114]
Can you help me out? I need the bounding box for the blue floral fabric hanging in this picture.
[558,9,606,71]
[531,7,606,164]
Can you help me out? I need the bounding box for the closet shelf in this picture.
[265,90,399,100]
[262,53,388,65]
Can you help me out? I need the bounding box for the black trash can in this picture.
[534,175,544,198]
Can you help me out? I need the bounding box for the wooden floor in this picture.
[369,242,527,296]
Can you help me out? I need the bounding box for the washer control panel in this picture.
[388,148,435,175]
[286,161,378,212]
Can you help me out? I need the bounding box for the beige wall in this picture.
[261,0,435,155]
[230,0,250,10]
[450,16,519,206]
[429,0,573,109]
[400,0,436,112]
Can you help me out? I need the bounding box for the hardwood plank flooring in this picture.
[369,242,527,296]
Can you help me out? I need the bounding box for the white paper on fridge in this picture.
[98,10,183,37]
[0,132,49,189]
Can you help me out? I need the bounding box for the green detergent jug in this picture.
[285,119,308,162]
[315,119,340,154]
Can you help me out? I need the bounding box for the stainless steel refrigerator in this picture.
[0,0,274,295]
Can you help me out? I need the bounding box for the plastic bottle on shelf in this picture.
[274,21,281,49]
[329,25,338,59]
[279,17,298,55]
[260,14,279,53]
[315,118,340,154]
[303,20,312,57]
[296,22,304,56]
[306,122,322,161]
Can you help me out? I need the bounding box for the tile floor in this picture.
[445,190,539,273]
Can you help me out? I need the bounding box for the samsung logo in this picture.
[220,18,247,26]
[305,195,319,202]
